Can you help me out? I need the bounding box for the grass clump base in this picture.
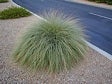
[0,7,31,19]
[0,0,8,3]
[12,11,88,73]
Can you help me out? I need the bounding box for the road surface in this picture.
[13,0,112,55]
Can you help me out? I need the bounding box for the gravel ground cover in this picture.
[0,1,112,84]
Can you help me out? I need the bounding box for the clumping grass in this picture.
[12,11,88,73]
[0,0,8,3]
[0,7,31,19]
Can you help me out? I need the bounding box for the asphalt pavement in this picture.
[12,0,112,55]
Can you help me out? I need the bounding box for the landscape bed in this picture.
[0,1,112,84]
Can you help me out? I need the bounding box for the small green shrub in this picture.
[88,0,112,5]
[0,7,31,19]
[106,0,112,5]
[0,0,8,3]
[12,11,88,73]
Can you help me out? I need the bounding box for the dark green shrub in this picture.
[12,11,88,73]
[106,0,112,5]
[0,7,31,19]
[0,0,8,3]
[88,0,105,3]
[88,0,112,5]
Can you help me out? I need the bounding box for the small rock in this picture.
[0,65,4,69]
[81,78,86,84]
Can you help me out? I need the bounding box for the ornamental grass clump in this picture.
[12,11,88,73]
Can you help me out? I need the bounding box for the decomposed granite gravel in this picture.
[0,1,112,84]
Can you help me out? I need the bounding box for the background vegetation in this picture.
[88,0,112,5]
[0,7,31,19]
[0,0,8,3]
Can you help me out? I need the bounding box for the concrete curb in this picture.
[65,0,112,10]
[11,0,112,61]
[85,41,112,60]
